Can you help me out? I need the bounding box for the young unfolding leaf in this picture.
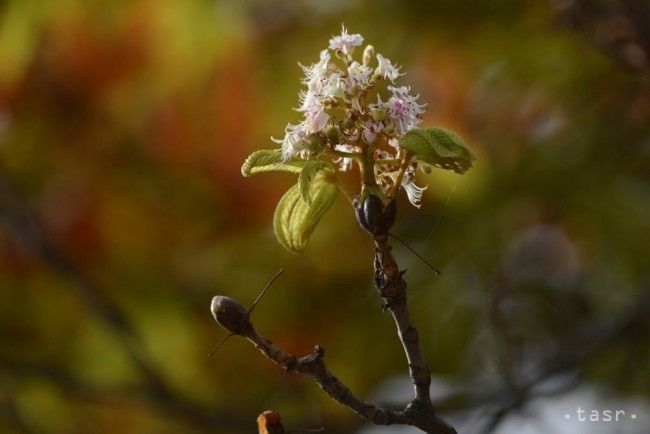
[399,127,476,174]
[241,149,304,176]
[298,161,332,203]
[273,170,338,253]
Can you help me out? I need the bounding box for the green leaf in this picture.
[241,149,303,177]
[273,171,338,253]
[298,161,332,203]
[399,127,476,174]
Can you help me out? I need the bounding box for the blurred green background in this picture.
[0,1,649,433]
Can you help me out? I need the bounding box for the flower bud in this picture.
[326,127,339,143]
[211,296,251,335]
[326,105,346,123]
[362,45,375,66]
[344,115,357,130]
[354,194,396,235]
[306,134,323,154]
[370,108,387,122]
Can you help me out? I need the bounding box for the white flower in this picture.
[386,86,425,134]
[272,122,308,161]
[402,178,427,208]
[297,89,323,113]
[323,73,346,99]
[304,106,329,133]
[329,25,363,56]
[296,93,329,133]
[347,61,372,89]
[362,120,384,143]
[299,49,330,93]
[375,54,401,81]
[401,166,427,208]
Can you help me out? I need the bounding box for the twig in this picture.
[212,296,413,426]
[210,269,284,358]
[211,266,456,433]
[209,200,457,433]
[372,233,456,433]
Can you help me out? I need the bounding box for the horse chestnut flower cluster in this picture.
[273,26,428,208]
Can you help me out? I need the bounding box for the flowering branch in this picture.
[225,25,478,433]
[242,26,475,254]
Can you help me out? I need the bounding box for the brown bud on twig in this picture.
[209,270,283,358]
[258,410,285,434]
[355,195,396,236]
[210,296,251,335]
[257,410,325,434]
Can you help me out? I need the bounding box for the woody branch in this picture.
[211,247,456,434]
[372,233,456,434]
